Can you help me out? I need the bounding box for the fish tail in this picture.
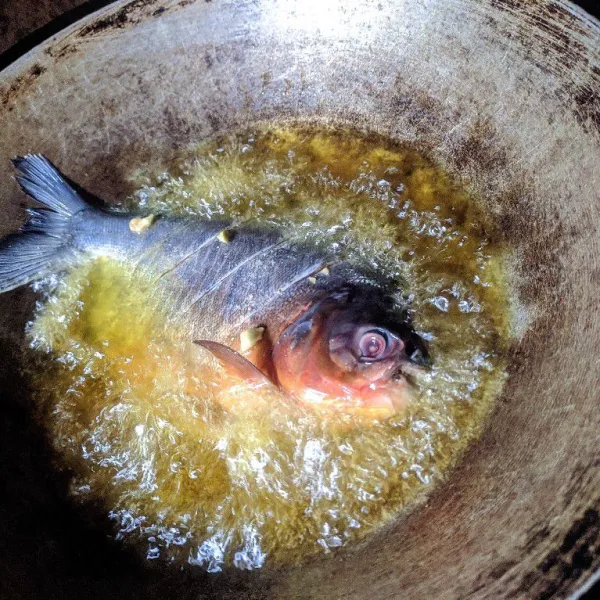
[0,154,88,293]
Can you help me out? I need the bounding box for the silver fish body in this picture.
[75,211,334,342]
[0,155,375,346]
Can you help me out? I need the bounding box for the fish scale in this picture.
[0,155,338,345]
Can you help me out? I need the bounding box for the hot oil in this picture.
[28,127,510,572]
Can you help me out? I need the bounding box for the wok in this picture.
[0,1,599,598]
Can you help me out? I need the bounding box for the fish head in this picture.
[272,288,427,417]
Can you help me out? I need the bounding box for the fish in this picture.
[0,154,428,417]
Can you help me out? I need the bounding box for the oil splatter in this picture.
[27,126,510,571]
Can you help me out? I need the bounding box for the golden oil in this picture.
[27,126,510,572]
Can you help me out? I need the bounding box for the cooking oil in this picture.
[26,126,510,572]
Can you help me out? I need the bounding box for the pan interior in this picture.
[25,125,510,572]
[0,1,599,598]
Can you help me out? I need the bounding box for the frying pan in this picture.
[0,1,599,598]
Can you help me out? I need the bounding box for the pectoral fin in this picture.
[194,340,275,388]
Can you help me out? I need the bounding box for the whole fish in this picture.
[0,155,427,415]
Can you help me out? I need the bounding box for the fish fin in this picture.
[194,340,275,387]
[0,155,88,293]
[12,154,86,217]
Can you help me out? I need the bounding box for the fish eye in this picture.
[358,329,389,361]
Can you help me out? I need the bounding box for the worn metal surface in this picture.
[0,0,90,56]
[0,0,599,598]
